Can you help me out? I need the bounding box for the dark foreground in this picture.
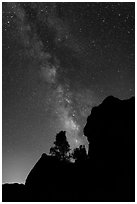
[2,96,135,202]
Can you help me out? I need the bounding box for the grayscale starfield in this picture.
[2,2,135,202]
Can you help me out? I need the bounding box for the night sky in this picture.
[2,2,135,184]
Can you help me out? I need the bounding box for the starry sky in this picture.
[2,2,135,184]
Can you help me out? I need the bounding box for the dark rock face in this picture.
[2,183,26,202]
[25,154,76,201]
[84,96,135,160]
[84,96,135,201]
[2,96,135,202]
[25,153,87,201]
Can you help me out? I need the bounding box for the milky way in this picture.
[4,2,91,150]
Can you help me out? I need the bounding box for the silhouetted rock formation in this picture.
[2,96,135,202]
[25,153,79,201]
[2,183,26,202]
[84,96,135,201]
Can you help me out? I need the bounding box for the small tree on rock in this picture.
[72,145,87,162]
[50,131,71,161]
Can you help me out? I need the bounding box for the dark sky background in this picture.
[2,2,135,184]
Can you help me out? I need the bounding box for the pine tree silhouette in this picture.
[50,131,71,161]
